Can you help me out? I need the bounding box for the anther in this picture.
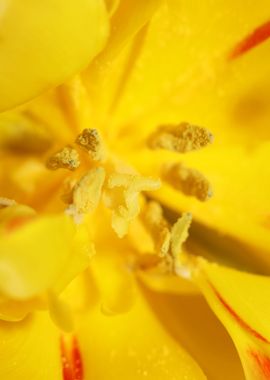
[46,146,80,171]
[148,122,213,153]
[75,128,104,161]
[162,162,213,201]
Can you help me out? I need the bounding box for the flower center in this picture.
[46,128,161,238]
[0,116,214,326]
[44,122,213,275]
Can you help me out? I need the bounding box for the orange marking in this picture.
[250,350,270,379]
[5,216,34,233]
[209,282,270,344]
[61,336,83,380]
[228,20,270,60]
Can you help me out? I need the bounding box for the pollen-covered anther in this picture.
[75,128,104,161]
[67,167,105,217]
[104,173,161,238]
[141,201,171,257]
[162,162,213,201]
[46,146,80,171]
[148,122,213,153]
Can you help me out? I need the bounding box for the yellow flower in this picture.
[1,1,270,379]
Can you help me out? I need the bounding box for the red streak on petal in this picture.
[228,20,270,60]
[209,282,270,344]
[60,336,84,380]
[72,337,83,380]
[61,337,73,380]
[250,350,270,379]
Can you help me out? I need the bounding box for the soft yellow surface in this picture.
[0,0,109,111]
[197,259,270,379]
[0,312,62,379]
[145,289,245,380]
[0,1,270,379]
[78,285,206,380]
[101,0,270,269]
[0,213,91,321]
[84,0,163,123]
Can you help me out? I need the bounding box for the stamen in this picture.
[70,167,105,215]
[141,201,171,256]
[148,122,213,153]
[46,146,80,171]
[162,162,213,201]
[0,197,16,209]
[171,212,192,259]
[75,128,104,161]
[140,201,193,274]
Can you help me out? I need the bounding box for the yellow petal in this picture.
[108,0,270,125]
[195,259,270,379]
[90,254,136,315]
[84,0,163,122]
[0,297,40,322]
[0,0,109,111]
[77,288,206,379]
[111,1,270,269]
[0,213,90,301]
[138,270,198,295]
[0,312,62,379]
[104,0,120,17]
[92,0,163,65]
[48,292,74,333]
[145,289,245,380]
